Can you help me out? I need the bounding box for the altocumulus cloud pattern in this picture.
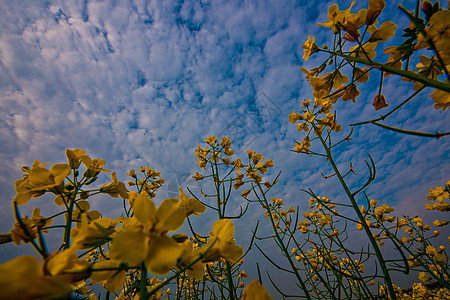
[0,1,449,293]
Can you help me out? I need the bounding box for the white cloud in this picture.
[0,0,448,296]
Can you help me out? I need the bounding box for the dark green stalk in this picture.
[322,49,450,93]
[225,261,237,300]
[255,183,313,300]
[140,262,148,299]
[62,193,76,250]
[313,124,398,300]
[371,122,450,138]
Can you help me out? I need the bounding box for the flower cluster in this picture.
[1,147,250,299]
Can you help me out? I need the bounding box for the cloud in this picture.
[0,0,448,296]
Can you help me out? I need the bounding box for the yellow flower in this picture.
[175,187,206,217]
[13,161,71,206]
[80,155,110,178]
[31,207,54,233]
[67,200,101,229]
[126,169,136,178]
[177,239,206,280]
[432,220,449,227]
[10,216,38,245]
[45,246,90,279]
[234,173,245,190]
[374,203,394,216]
[109,192,187,276]
[302,35,319,61]
[221,136,232,148]
[288,110,302,123]
[418,272,432,282]
[383,46,403,76]
[251,153,264,164]
[353,66,370,83]
[72,214,117,249]
[204,136,217,145]
[350,42,378,61]
[426,245,437,256]
[413,55,443,91]
[368,21,396,43]
[231,158,244,172]
[341,83,360,103]
[0,256,72,299]
[234,272,247,282]
[318,2,356,34]
[430,85,450,111]
[240,280,274,300]
[430,201,450,212]
[271,197,284,206]
[99,172,129,199]
[415,10,450,64]
[202,219,244,263]
[342,9,368,41]
[294,136,311,154]
[372,94,389,111]
[224,147,234,156]
[192,172,204,181]
[426,185,449,201]
[241,189,251,198]
[90,260,127,293]
[65,148,86,169]
[366,0,385,25]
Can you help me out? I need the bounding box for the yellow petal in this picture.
[109,231,149,266]
[221,238,244,263]
[212,219,235,241]
[0,256,72,300]
[46,247,89,276]
[28,166,53,187]
[50,164,71,185]
[65,148,86,169]
[90,260,126,293]
[368,21,396,43]
[132,192,156,229]
[13,191,33,206]
[240,280,274,300]
[178,187,206,216]
[156,198,186,232]
[145,236,183,276]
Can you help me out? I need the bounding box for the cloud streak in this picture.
[0,0,448,295]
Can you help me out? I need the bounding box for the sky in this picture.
[0,0,449,296]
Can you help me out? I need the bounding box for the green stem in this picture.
[256,183,313,300]
[324,50,450,93]
[62,193,76,250]
[140,262,148,300]
[225,261,237,300]
[314,124,398,300]
[371,122,450,139]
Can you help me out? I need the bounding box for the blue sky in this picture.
[0,0,449,296]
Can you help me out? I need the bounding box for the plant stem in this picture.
[323,50,450,93]
[314,125,398,300]
[256,183,313,300]
[140,263,148,299]
[371,122,450,139]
